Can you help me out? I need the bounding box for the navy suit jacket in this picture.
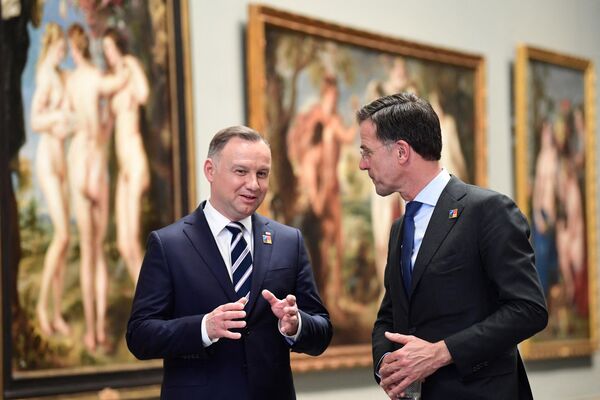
[127,205,332,399]
[373,177,548,399]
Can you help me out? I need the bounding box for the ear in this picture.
[397,140,410,163]
[204,158,215,183]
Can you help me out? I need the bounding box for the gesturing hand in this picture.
[262,289,299,335]
[206,297,248,341]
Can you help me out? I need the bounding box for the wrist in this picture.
[434,340,453,369]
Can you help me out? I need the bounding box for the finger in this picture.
[387,376,413,398]
[236,297,248,305]
[262,289,280,305]
[223,320,246,330]
[220,310,246,321]
[283,306,298,316]
[220,301,246,312]
[221,331,242,340]
[285,294,296,305]
[384,331,411,344]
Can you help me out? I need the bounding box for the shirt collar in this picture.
[204,199,253,235]
[412,169,451,207]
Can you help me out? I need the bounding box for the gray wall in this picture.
[188,1,600,398]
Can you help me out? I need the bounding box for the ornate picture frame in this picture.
[514,45,598,360]
[247,4,486,371]
[1,0,194,397]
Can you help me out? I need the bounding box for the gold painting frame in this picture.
[515,45,598,360]
[247,4,486,371]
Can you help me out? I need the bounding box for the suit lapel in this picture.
[246,214,274,314]
[183,205,237,302]
[411,177,466,294]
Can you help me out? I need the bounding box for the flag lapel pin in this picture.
[262,232,272,244]
[448,208,458,219]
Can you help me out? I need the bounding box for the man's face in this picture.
[204,138,271,221]
[358,119,400,196]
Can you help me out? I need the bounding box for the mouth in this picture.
[239,194,258,203]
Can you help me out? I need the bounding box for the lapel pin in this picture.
[262,231,272,244]
[448,208,458,219]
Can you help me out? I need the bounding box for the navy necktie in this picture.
[226,222,253,299]
[401,201,423,295]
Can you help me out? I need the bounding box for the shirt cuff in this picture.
[375,352,390,378]
[279,310,302,344]
[201,315,219,347]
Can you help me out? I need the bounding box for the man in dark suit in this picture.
[127,126,332,399]
[357,93,548,399]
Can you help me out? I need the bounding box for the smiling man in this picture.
[127,125,332,399]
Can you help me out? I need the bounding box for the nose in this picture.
[246,174,260,191]
[359,157,369,170]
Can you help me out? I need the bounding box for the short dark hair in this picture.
[356,92,442,161]
[207,125,269,158]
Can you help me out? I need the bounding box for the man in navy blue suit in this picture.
[127,125,332,399]
[357,93,547,399]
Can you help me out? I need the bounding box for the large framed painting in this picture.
[515,45,598,360]
[1,0,195,397]
[247,5,486,371]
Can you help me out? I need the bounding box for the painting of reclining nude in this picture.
[2,0,193,396]
[247,5,486,370]
[515,45,598,360]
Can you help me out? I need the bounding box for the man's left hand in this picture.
[379,332,452,398]
[262,289,299,335]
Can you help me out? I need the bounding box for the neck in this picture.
[400,160,442,201]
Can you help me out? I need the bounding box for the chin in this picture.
[375,186,393,197]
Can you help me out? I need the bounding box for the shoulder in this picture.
[152,211,197,240]
[446,177,513,206]
[125,55,145,73]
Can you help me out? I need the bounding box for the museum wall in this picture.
[189,0,600,399]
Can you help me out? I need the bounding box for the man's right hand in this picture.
[206,297,248,340]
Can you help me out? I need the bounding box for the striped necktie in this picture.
[226,222,253,298]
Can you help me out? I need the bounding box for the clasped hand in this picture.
[379,332,451,399]
[206,290,299,341]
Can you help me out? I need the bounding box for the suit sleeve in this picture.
[126,232,208,360]
[444,194,548,377]
[372,220,401,382]
[290,229,333,356]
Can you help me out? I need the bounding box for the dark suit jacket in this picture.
[127,205,332,400]
[373,177,548,399]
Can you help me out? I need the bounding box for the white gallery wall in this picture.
[188,1,600,399]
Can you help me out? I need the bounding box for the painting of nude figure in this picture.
[515,45,598,360]
[2,0,193,396]
[247,5,486,371]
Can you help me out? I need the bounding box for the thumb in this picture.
[385,331,411,344]
[262,289,280,305]
[237,296,248,306]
